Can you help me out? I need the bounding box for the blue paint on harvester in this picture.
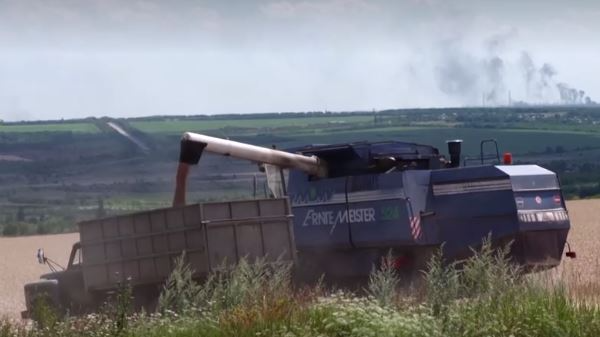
[285,140,570,277]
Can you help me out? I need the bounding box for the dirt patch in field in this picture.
[0,233,78,318]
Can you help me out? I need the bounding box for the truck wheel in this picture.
[23,279,61,322]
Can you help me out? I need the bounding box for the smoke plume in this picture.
[556,83,594,105]
[434,34,596,106]
[518,52,595,105]
[483,56,505,103]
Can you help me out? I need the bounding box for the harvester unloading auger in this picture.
[173,132,328,206]
[23,132,574,318]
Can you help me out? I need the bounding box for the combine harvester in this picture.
[23,132,574,317]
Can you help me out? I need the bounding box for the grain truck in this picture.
[23,198,296,318]
[23,132,574,317]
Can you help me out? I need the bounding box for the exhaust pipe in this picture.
[446,139,463,168]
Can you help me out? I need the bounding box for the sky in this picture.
[0,0,599,121]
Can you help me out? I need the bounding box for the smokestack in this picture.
[446,140,463,168]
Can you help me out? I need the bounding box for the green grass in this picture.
[489,121,600,134]
[7,241,600,337]
[0,123,99,133]
[129,115,373,134]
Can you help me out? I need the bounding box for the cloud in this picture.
[0,0,597,120]
[0,0,224,48]
[260,0,379,19]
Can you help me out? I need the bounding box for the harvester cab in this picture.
[174,132,572,278]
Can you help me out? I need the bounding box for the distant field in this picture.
[129,115,373,134]
[278,126,600,156]
[129,116,600,157]
[0,123,99,133]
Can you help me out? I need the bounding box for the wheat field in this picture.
[0,233,78,318]
[558,200,600,278]
[544,199,600,301]
[0,200,597,318]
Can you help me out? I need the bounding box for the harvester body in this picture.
[285,141,569,280]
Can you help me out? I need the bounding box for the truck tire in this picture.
[23,279,61,320]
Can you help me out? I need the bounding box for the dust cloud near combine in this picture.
[0,200,598,318]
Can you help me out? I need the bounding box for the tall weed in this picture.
[3,238,600,337]
[158,254,294,316]
[422,246,460,317]
[366,251,401,307]
[459,236,520,299]
[158,252,201,315]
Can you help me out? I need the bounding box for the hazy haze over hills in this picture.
[0,0,598,121]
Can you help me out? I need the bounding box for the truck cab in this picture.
[23,243,90,318]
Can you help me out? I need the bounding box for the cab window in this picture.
[69,245,82,267]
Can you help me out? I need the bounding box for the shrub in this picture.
[158,252,201,315]
[158,254,294,317]
[366,251,401,307]
[306,293,440,337]
[3,237,600,337]
[30,294,60,334]
[422,246,460,317]
[459,236,520,300]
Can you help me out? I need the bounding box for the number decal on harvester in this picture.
[380,205,401,221]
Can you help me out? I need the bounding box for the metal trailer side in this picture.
[78,198,296,292]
